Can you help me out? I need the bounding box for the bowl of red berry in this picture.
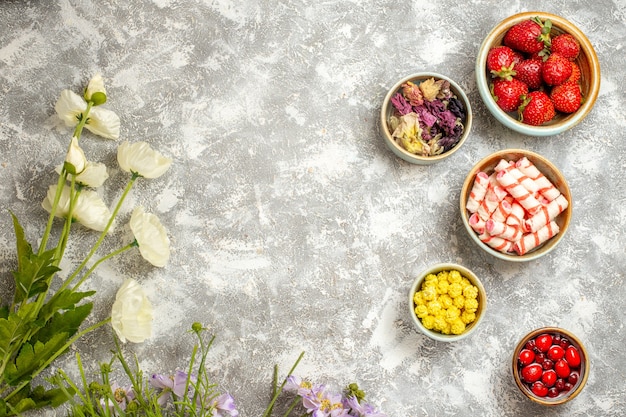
[476,11,600,136]
[513,327,589,405]
[380,72,472,165]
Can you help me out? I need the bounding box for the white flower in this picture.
[84,73,107,104]
[130,206,170,267]
[117,141,172,179]
[56,161,109,188]
[55,89,120,140]
[64,136,87,175]
[111,279,153,343]
[42,184,113,232]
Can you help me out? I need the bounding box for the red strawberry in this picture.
[550,82,582,113]
[519,91,555,125]
[491,78,528,112]
[503,17,552,54]
[514,58,543,89]
[551,33,580,60]
[487,45,518,79]
[566,61,581,83]
[542,53,573,86]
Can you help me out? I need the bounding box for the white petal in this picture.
[111,279,154,344]
[54,90,86,127]
[74,189,113,232]
[130,206,170,267]
[117,141,172,179]
[86,107,120,140]
[42,184,113,232]
[65,136,87,174]
[42,184,71,218]
[85,73,106,100]
[76,161,109,187]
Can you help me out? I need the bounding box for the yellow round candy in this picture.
[448,282,463,298]
[414,305,428,319]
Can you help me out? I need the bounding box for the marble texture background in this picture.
[1,0,625,416]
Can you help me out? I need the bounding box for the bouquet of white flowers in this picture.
[0,74,171,416]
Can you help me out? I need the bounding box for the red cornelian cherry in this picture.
[521,363,543,383]
[541,369,557,387]
[554,359,571,378]
[568,371,580,385]
[518,349,535,366]
[565,346,581,367]
[535,334,552,352]
[559,338,570,349]
[542,359,554,370]
[531,381,549,397]
[547,387,560,397]
[547,345,565,361]
[555,378,566,391]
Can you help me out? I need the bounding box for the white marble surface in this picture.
[1,0,626,416]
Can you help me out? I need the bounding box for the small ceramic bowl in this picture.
[380,72,472,165]
[408,263,486,342]
[460,149,571,262]
[512,327,589,405]
[476,11,600,136]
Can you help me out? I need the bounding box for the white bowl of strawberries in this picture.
[476,11,601,136]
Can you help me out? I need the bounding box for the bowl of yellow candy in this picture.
[408,263,487,342]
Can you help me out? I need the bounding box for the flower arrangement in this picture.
[0,75,387,417]
[0,74,171,416]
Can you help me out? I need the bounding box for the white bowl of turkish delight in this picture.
[460,149,572,262]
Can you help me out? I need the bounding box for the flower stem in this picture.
[60,174,138,292]
[262,351,305,417]
[70,242,135,293]
[38,169,68,256]
[73,101,94,140]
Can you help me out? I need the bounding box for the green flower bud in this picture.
[89,91,107,106]
[100,363,111,374]
[84,74,108,105]
[126,401,139,412]
[191,322,203,333]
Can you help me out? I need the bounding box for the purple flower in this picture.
[300,386,349,417]
[344,396,387,417]
[100,382,135,415]
[149,370,196,406]
[210,393,239,417]
[390,93,412,115]
[285,375,314,397]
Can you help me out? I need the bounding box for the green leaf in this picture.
[0,305,8,320]
[39,289,96,320]
[5,332,68,385]
[34,302,93,345]
[8,397,36,414]
[10,212,60,304]
[0,303,38,361]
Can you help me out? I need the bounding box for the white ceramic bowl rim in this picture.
[408,263,486,342]
[381,72,473,162]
